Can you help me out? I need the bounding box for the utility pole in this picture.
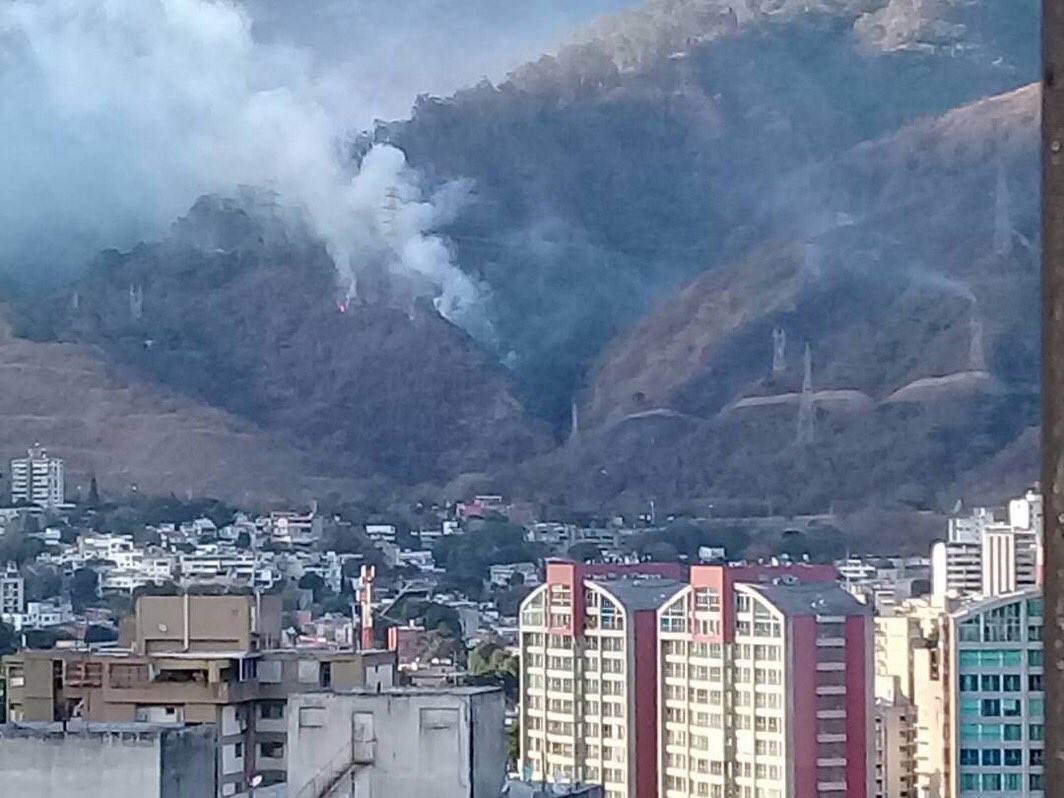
[1042,0,1064,787]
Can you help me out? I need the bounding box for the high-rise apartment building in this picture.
[518,560,871,798]
[9,445,64,508]
[945,589,1044,798]
[519,560,686,798]
[656,568,871,798]
[932,513,1039,601]
[0,562,24,616]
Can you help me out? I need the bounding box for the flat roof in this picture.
[591,577,685,611]
[0,721,197,738]
[743,581,869,617]
[304,685,502,698]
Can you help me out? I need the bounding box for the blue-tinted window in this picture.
[1028,674,1043,692]
[1029,649,1043,667]
[1003,724,1023,741]
[1028,625,1042,642]
[1004,773,1021,791]
[1031,774,1044,791]
[960,698,980,716]
[1029,698,1044,717]
[1002,699,1022,717]
[1030,748,1043,766]
[982,773,1002,791]
[981,699,1002,717]
[1004,748,1023,766]
[960,749,980,765]
[960,675,980,692]
[981,674,1000,692]
[1003,674,1021,691]
[1030,724,1044,741]
[961,773,979,791]
[1028,598,1043,617]
[981,749,1002,766]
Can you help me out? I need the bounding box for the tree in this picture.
[0,622,15,656]
[84,624,117,644]
[567,542,602,563]
[71,568,100,610]
[297,573,328,604]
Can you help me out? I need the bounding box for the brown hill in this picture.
[0,315,342,504]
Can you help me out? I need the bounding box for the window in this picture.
[1028,625,1042,642]
[980,749,1001,766]
[1028,598,1043,617]
[259,742,284,759]
[1004,748,1023,766]
[233,742,243,758]
[1004,724,1023,741]
[1029,674,1044,692]
[1030,748,1044,767]
[1002,699,1022,717]
[1029,649,1043,667]
[959,675,979,692]
[981,774,1001,792]
[981,699,1001,717]
[260,701,285,720]
[1004,773,1021,791]
[959,749,979,766]
[1030,724,1044,741]
[1003,674,1022,691]
[980,675,1000,692]
[1029,698,1044,717]
[1030,774,1044,791]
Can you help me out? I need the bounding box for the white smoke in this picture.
[0,0,503,337]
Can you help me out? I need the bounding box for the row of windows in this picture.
[959,674,1043,692]
[957,649,1043,668]
[959,772,1043,793]
[958,698,1036,719]
[958,723,1044,742]
[959,747,1044,766]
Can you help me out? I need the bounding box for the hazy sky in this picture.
[0,0,633,283]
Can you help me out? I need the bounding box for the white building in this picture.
[365,524,398,544]
[285,687,506,798]
[932,496,1041,600]
[488,562,539,588]
[10,446,64,508]
[0,563,25,615]
[179,545,274,589]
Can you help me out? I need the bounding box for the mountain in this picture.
[3,0,1042,508]
[14,195,550,488]
[372,0,1037,425]
[0,313,340,504]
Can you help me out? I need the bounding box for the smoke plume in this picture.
[0,0,624,337]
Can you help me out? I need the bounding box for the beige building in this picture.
[3,593,396,797]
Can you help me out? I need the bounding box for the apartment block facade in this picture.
[519,561,872,798]
[946,590,1044,798]
[656,569,872,798]
[2,594,397,797]
[519,560,686,798]
[10,445,64,508]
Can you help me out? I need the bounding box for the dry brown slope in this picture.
[0,317,344,503]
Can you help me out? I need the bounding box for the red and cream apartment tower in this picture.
[519,560,873,798]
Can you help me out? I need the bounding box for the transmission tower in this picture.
[772,328,787,376]
[969,312,988,372]
[994,159,1013,257]
[128,284,143,322]
[796,343,815,446]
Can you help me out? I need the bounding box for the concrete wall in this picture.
[0,725,215,798]
[159,725,219,798]
[287,688,506,798]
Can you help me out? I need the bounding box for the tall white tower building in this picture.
[10,445,64,508]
